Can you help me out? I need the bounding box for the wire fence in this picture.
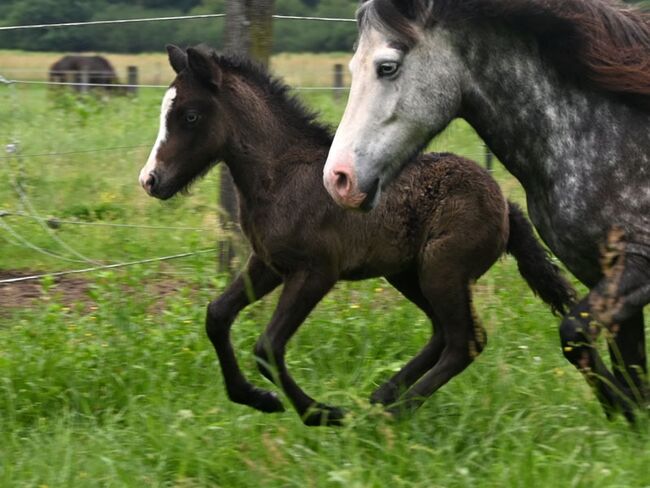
[0,13,356,90]
[0,10,490,288]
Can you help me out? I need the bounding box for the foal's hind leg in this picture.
[389,278,486,416]
[370,270,446,406]
[205,254,284,413]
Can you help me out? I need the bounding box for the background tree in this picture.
[0,0,358,53]
[218,0,275,271]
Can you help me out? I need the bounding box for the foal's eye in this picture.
[377,61,400,79]
[185,111,200,124]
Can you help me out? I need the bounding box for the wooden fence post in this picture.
[219,0,275,272]
[333,63,344,101]
[127,66,138,95]
[485,143,494,171]
[79,70,89,94]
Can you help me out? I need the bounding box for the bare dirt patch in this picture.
[0,270,186,312]
[0,270,89,310]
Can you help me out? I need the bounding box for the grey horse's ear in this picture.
[186,47,222,90]
[166,44,187,74]
[392,0,434,24]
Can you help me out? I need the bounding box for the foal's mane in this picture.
[206,49,334,146]
[361,0,650,109]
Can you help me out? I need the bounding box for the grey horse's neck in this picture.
[461,25,627,186]
[455,23,650,283]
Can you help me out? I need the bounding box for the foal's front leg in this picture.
[205,254,284,413]
[253,269,339,426]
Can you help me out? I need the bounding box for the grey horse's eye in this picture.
[185,111,200,124]
[377,61,400,79]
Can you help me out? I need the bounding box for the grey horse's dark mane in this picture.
[359,0,650,109]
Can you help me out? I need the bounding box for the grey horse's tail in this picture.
[506,202,577,315]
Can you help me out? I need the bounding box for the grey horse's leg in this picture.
[559,299,636,421]
[600,253,649,405]
[559,253,649,421]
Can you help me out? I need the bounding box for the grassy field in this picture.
[0,57,649,488]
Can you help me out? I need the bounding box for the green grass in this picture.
[0,82,648,488]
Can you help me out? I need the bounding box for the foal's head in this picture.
[139,45,228,200]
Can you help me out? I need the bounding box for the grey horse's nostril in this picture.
[333,170,350,195]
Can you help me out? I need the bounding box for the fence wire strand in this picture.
[1,210,214,232]
[0,218,90,263]
[0,249,217,284]
[0,78,349,91]
[0,144,149,160]
[0,13,354,32]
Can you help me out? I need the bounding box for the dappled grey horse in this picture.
[324,0,650,421]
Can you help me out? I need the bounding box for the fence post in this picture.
[127,66,138,95]
[219,0,275,273]
[333,63,344,101]
[485,143,494,171]
[79,70,89,94]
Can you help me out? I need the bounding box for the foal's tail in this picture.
[506,202,577,316]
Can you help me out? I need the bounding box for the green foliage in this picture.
[0,0,358,53]
[274,0,357,53]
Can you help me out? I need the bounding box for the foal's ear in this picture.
[187,47,222,90]
[166,44,187,74]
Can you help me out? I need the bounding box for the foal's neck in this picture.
[220,73,331,198]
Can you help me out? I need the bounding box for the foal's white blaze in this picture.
[139,87,177,188]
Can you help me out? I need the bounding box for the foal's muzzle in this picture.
[140,169,174,200]
[141,170,158,196]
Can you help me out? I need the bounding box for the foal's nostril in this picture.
[144,171,157,193]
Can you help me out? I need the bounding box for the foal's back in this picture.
[327,153,509,281]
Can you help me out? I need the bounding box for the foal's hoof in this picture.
[385,398,419,420]
[251,389,286,413]
[232,387,285,413]
[301,403,346,427]
[370,384,401,406]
